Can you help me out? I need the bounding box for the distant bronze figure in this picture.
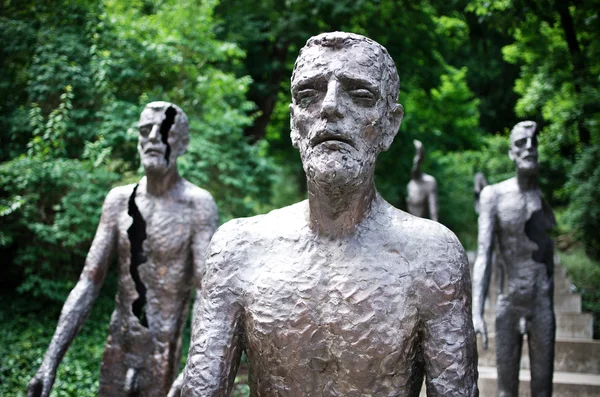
[407,139,439,221]
[28,102,218,397]
[472,121,556,396]
[180,32,477,397]
[473,172,488,215]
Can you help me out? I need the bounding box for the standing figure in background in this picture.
[27,102,218,397]
[472,121,556,397]
[406,139,438,221]
[473,172,488,215]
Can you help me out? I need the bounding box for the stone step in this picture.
[477,366,600,397]
[477,337,600,374]
[484,311,594,340]
[485,293,582,313]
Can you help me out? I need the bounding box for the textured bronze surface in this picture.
[27,102,218,397]
[180,32,478,397]
[407,140,438,221]
[472,121,556,396]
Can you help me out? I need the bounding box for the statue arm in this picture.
[168,195,219,397]
[191,195,219,323]
[181,224,245,397]
[28,188,121,397]
[421,233,478,396]
[471,186,495,348]
[428,179,439,222]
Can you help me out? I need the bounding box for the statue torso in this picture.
[490,178,555,305]
[231,202,446,396]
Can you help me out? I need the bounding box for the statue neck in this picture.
[306,175,377,237]
[144,165,181,196]
[516,168,538,191]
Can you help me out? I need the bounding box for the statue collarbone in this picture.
[207,198,469,393]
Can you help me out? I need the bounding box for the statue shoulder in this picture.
[402,218,470,302]
[102,183,136,212]
[180,180,218,215]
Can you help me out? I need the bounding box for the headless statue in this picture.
[28,102,218,397]
[472,121,556,396]
[406,140,438,221]
[179,32,478,397]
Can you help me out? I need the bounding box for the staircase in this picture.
[475,253,600,396]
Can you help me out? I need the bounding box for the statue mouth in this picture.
[145,147,164,156]
[310,131,355,149]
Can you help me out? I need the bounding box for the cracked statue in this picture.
[27,102,218,397]
[472,121,556,397]
[179,32,478,397]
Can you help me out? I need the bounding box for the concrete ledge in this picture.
[478,337,600,374]
[477,366,600,397]
[484,311,594,340]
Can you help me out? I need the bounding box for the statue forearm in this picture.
[40,277,101,371]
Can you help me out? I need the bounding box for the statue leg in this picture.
[495,297,523,397]
[528,303,555,397]
[98,334,128,397]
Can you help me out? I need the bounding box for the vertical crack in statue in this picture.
[406,139,439,221]
[472,121,556,396]
[179,32,478,397]
[128,183,148,328]
[27,102,219,397]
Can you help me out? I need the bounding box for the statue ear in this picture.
[508,149,515,161]
[380,103,403,152]
[290,103,300,149]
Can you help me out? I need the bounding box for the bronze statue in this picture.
[407,139,439,221]
[27,102,218,397]
[180,32,478,397]
[472,121,556,396]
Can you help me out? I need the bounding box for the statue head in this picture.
[137,102,189,173]
[411,139,425,178]
[290,32,404,188]
[508,120,538,174]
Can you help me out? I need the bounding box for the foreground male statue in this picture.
[406,139,438,221]
[28,102,218,397]
[180,32,477,397]
[472,121,555,396]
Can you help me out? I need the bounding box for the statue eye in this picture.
[139,126,151,137]
[515,138,526,148]
[349,89,376,105]
[297,89,318,108]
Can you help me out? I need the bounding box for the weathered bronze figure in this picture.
[180,32,477,397]
[472,121,556,396]
[27,102,218,397]
[407,139,439,221]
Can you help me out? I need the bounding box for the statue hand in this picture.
[473,315,488,349]
[27,367,56,397]
[167,372,184,397]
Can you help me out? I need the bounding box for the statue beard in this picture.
[301,143,377,195]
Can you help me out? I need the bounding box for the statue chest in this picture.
[117,200,194,264]
[242,244,420,378]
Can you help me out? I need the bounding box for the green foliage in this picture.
[0,0,274,300]
[0,290,113,397]
[565,145,600,259]
[427,135,513,249]
[559,247,600,338]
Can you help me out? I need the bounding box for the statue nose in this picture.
[320,80,344,120]
[148,125,160,142]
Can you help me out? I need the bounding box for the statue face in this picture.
[290,42,401,187]
[137,106,188,173]
[509,127,538,173]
